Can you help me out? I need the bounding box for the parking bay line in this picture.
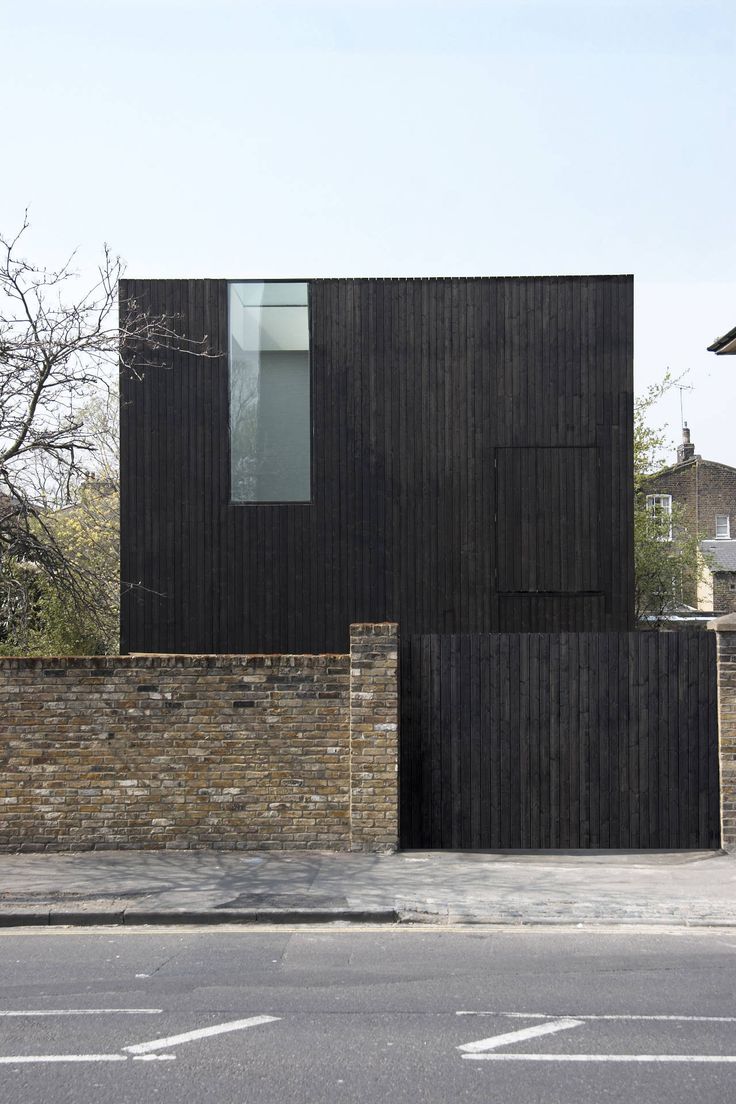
[124,1014,281,1055]
[0,1012,278,1064]
[0,1054,129,1065]
[457,1010,736,1064]
[0,1009,162,1017]
[458,1018,583,1054]
[464,1053,736,1063]
[457,1012,736,1023]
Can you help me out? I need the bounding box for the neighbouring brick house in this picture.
[642,426,736,614]
[700,540,736,614]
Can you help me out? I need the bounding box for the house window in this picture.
[716,515,731,539]
[646,494,673,540]
[229,282,311,503]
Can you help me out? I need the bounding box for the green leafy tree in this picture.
[0,392,120,654]
[0,215,213,653]
[634,373,703,623]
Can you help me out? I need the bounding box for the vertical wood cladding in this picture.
[120,276,633,654]
[399,631,720,850]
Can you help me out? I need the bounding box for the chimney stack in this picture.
[677,423,695,464]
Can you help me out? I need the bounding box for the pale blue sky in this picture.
[2,0,734,463]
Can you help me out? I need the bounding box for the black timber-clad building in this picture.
[119,276,634,654]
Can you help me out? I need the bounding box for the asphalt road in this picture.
[1,925,735,1103]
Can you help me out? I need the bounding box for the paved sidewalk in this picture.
[1,849,735,927]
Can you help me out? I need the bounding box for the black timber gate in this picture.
[400,632,720,849]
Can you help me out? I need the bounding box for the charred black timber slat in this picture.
[578,632,591,847]
[595,632,608,847]
[708,635,721,847]
[508,633,521,848]
[528,632,541,849]
[499,633,512,849]
[518,632,530,848]
[478,633,491,847]
[697,633,710,848]
[489,634,502,848]
[667,633,680,847]
[427,634,441,850]
[677,633,690,847]
[584,631,600,841]
[449,635,462,848]
[646,631,659,847]
[654,634,666,848]
[687,631,701,848]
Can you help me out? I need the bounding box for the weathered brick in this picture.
[711,624,736,850]
[0,627,399,852]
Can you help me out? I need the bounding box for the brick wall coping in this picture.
[0,624,398,666]
[707,613,736,632]
[0,653,349,669]
[350,622,398,629]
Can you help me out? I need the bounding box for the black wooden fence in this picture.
[399,631,719,850]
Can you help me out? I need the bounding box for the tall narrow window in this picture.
[716,514,731,539]
[229,282,311,502]
[646,493,673,541]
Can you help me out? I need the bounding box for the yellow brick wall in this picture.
[0,625,399,853]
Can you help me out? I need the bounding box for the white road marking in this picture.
[464,1053,736,1063]
[457,1011,736,1023]
[124,1014,280,1055]
[0,1009,161,1017]
[458,1009,736,1064]
[0,1054,128,1065]
[458,1018,583,1054]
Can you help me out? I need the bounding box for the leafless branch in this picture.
[0,216,219,651]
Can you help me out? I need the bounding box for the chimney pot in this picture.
[677,424,695,463]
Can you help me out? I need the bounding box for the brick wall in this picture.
[644,461,698,538]
[713,573,736,616]
[0,624,398,853]
[710,615,736,851]
[644,458,736,542]
[349,623,399,851]
[644,458,736,609]
[694,463,736,541]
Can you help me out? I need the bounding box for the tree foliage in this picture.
[0,477,119,655]
[0,216,211,653]
[633,373,702,623]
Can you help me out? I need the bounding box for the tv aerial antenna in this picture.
[678,383,694,428]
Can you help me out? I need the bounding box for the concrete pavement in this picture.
[0,849,735,926]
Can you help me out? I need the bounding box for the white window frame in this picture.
[646,493,673,541]
[715,514,731,540]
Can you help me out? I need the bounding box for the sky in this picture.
[1,0,734,465]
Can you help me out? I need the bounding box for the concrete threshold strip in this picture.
[0,1012,280,1065]
[457,1012,736,1063]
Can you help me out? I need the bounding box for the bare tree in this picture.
[0,214,213,649]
